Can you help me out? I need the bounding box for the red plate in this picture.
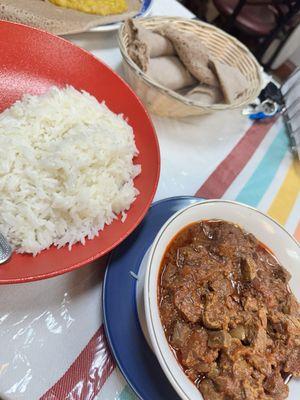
[0,21,160,284]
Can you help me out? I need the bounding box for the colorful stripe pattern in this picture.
[235,128,289,207]
[40,117,299,400]
[197,119,300,239]
[195,119,276,199]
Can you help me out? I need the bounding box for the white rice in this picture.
[0,86,141,255]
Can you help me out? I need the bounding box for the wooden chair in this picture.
[181,0,209,21]
[212,0,300,66]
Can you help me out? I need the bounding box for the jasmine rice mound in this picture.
[0,86,141,255]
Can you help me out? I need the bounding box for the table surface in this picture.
[0,1,299,400]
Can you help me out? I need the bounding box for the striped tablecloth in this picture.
[45,116,299,400]
[61,117,300,400]
[197,118,300,239]
[0,2,299,400]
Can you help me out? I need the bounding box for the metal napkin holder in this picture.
[281,68,300,160]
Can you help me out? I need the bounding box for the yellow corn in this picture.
[49,0,128,16]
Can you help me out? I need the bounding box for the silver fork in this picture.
[0,232,12,264]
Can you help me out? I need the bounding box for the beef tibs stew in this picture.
[158,220,300,400]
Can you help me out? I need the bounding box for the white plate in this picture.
[89,0,153,32]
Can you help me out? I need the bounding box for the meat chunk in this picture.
[264,369,289,399]
[284,346,300,377]
[176,246,207,267]
[230,325,246,341]
[223,338,249,362]
[159,295,179,330]
[272,264,291,283]
[171,321,191,349]
[216,356,257,400]
[213,374,242,398]
[242,295,259,312]
[174,286,202,323]
[246,354,272,376]
[188,360,215,375]
[210,278,234,297]
[201,221,216,240]
[232,358,253,381]
[241,256,257,281]
[215,222,256,259]
[252,278,279,309]
[203,296,230,330]
[268,312,300,340]
[258,307,267,329]
[199,379,225,400]
[161,262,177,289]
[246,323,267,352]
[282,293,300,316]
[208,330,231,349]
[242,381,267,400]
[181,329,218,368]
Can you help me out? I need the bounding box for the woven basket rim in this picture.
[118,16,264,111]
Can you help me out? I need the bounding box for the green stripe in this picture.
[235,128,289,207]
[118,385,137,400]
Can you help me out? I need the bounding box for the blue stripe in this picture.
[235,128,289,207]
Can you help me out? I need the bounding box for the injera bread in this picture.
[0,0,141,35]
[128,39,150,72]
[185,84,223,105]
[147,56,197,91]
[160,26,219,87]
[211,59,248,104]
[125,19,175,58]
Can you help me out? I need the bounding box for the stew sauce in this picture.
[158,220,300,400]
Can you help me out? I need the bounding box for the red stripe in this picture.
[40,325,115,400]
[295,222,300,242]
[195,119,276,199]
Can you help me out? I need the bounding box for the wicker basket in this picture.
[118,17,263,118]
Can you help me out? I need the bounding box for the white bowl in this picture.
[144,200,300,400]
